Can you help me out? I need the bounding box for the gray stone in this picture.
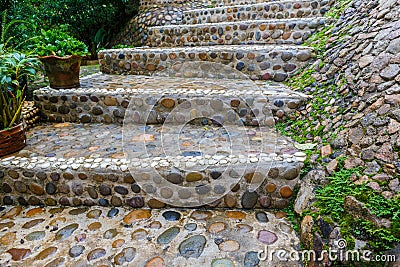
[157,226,180,244]
[380,64,400,80]
[241,190,258,209]
[69,245,85,258]
[179,235,206,258]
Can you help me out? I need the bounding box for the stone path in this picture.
[0,206,300,267]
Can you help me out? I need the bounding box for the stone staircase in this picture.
[0,0,333,266]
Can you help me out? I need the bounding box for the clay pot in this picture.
[40,55,82,89]
[0,123,26,157]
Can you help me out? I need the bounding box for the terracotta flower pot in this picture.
[0,123,26,157]
[40,55,82,89]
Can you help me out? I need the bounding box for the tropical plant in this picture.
[0,51,39,130]
[1,9,37,52]
[33,28,89,57]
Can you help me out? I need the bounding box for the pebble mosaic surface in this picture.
[98,45,314,80]
[0,122,305,209]
[182,0,333,24]
[146,18,327,47]
[0,206,300,266]
[34,73,309,125]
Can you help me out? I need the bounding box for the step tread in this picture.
[184,0,331,12]
[3,122,302,168]
[100,43,314,52]
[0,205,300,266]
[36,73,310,99]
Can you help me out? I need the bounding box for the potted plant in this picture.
[33,28,89,89]
[0,49,39,157]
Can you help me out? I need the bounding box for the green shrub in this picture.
[33,28,89,57]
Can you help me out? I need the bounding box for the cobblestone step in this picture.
[33,73,309,125]
[98,44,314,81]
[146,17,327,47]
[0,205,300,266]
[139,0,328,9]
[0,122,305,209]
[182,0,333,25]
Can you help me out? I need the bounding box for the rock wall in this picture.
[290,0,400,265]
[294,0,400,195]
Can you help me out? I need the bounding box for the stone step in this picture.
[140,0,329,9]
[146,17,327,47]
[98,44,314,81]
[0,205,300,266]
[0,122,305,209]
[33,73,309,125]
[182,0,333,25]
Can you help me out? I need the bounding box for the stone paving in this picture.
[0,206,300,267]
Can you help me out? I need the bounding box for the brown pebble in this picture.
[208,222,226,234]
[244,172,263,183]
[186,172,203,182]
[2,206,22,219]
[225,211,246,219]
[145,256,165,267]
[161,98,175,108]
[35,247,57,260]
[26,207,44,217]
[148,199,166,209]
[123,210,151,224]
[88,222,102,231]
[0,232,16,245]
[29,183,44,195]
[230,99,241,107]
[266,183,277,193]
[218,240,240,252]
[49,217,66,227]
[7,248,31,261]
[87,248,106,261]
[44,257,65,267]
[275,212,287,219]
[0,222,15,230]
[279,186,293,198]
[112,239,125,248]
[224,195,237,208]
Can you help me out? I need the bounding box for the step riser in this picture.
[146,18,326,47]
[98,47,314,81]
[182,1,333,25]
[139,0,314,8]
[0,160,302,209]
[33,89,304,126]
